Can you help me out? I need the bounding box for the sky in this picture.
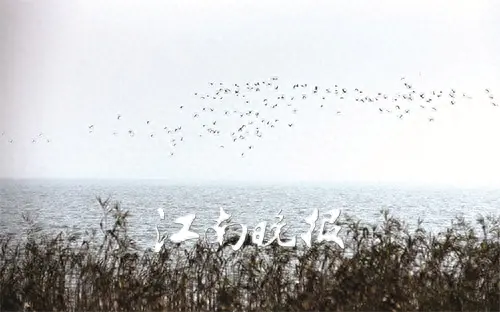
[1,0,500,187]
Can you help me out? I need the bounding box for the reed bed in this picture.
[1,197,499,311]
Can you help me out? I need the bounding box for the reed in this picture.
[1,197,499,311]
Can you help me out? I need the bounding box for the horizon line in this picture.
[1,177,499,190]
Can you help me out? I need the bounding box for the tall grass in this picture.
[1,197,499,311]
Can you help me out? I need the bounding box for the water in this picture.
[1,179,499,250]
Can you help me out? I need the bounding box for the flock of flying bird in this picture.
[1,77,497,158]
[1,132,51,145]
[187,77,497,156]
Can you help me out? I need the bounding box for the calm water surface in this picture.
[1,179,499,250]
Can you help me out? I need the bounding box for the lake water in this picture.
[1,179,499,250]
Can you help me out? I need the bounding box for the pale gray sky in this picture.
[1,0,500,187]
